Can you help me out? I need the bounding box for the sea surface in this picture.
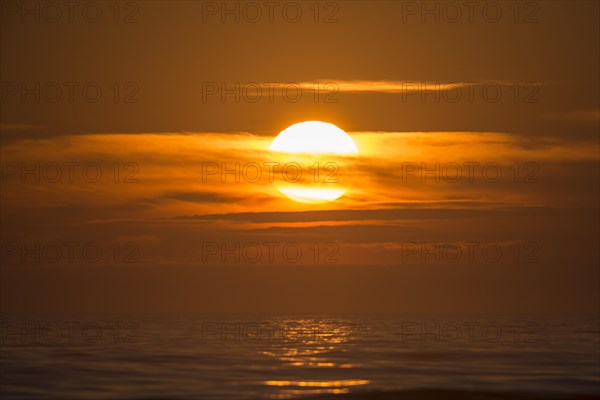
[1,315,598,399]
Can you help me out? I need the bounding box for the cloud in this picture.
[172,205,572,224]
[160,191,244,204]
[294,80,544,93]
[1,131,597,223]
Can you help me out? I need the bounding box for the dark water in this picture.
[1,315,598,399]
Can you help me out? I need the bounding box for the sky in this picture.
[0,0,598,314]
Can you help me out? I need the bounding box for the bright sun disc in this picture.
[269,121,358,155]
[269,121,358,204]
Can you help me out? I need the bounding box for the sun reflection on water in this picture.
[258,319,370,398]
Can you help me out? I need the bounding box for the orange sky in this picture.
[1,1,598,314]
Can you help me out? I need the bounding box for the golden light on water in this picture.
[264,379,370,387]
[259,319,368,397]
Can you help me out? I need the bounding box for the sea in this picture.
[1,315,598,399]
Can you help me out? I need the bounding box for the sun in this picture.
[270,121,359,155]
[269,121,358,204]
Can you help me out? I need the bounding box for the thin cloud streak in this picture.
[294,80,544,93]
